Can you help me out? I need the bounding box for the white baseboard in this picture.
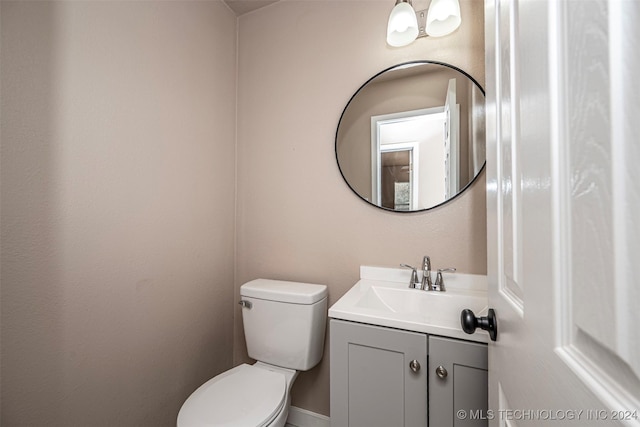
[285,406,330,427]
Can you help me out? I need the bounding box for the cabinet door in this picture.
[428,336,488,427]
[330,319,427,427]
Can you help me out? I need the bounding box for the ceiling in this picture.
[224,0,280,16]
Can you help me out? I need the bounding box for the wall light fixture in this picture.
[386,0,462,47]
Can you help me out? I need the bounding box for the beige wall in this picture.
[1,0,485,423]
[236,0,485,418]
[0,1,237,426]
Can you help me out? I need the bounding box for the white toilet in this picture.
[177,279,328,427]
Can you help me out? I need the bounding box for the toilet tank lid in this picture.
[241,279,327,305]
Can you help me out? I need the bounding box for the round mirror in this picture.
[335,61,485,212]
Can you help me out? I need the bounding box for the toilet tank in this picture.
[240,279,328,371]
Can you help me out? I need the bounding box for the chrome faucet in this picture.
[421,256,432,290]
[400,264,421,289]
[433,268,456,292]
[403,258,456,291]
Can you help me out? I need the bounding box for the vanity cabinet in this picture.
[330,319,487,427]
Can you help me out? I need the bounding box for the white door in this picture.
[444,78,459,198]
[486,1,640,426]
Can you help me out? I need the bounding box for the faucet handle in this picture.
[434,268,456,292]
[400,264,420,289]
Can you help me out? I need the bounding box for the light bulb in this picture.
[425,0,461,37]
[387,2,419,47]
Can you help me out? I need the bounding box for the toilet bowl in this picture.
[177,362,297,427]
[177,279,328,427]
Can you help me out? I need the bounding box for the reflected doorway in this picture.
[372,107,447,210]
[380,148,412,210]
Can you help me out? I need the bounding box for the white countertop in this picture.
[329,266,490,343]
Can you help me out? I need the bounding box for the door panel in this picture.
[444,78,460,197]
[497,0,524,311]
[552,0,640,411]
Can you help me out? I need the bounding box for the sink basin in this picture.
[356,285,487,321]
[329,266,489,342]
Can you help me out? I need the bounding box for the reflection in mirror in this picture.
[336,61,485,212]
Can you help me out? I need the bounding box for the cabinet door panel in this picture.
[347,344,405,426]
[453,366,488,427]
[429,336,488,427]
[330,320,428,427]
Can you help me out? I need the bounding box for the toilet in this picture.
[177,278,328,427]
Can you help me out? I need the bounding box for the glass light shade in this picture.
[386,2,419,47]
[425,0,461,37]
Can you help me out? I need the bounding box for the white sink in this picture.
[329,266,490,343]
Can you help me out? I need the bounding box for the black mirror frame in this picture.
[335,60,486,213]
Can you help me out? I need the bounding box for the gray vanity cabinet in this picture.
[330,319,488,427]
[330,319,428,427]
[428,336,488,427]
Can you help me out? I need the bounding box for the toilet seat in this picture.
[177,364,287,427]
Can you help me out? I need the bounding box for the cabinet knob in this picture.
[409,359,421,373]
[435,365,448,379]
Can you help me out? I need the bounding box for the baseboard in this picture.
[285,406,330,427]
